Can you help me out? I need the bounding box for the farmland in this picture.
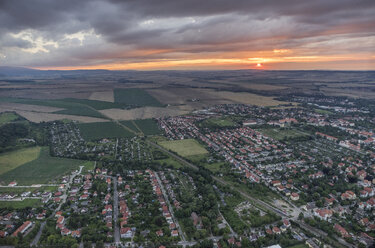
[134,119,161,135]
[120,118,161,136]
[0,146,41,175]
[158,139,208,157]
[0,97,108,119]
[99,106,187,120]
[78,121,135,140]
[114,88,163,107]
[0,147,85,185]
[89,90,114,102]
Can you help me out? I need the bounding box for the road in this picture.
[218,207,237,238]
[154,172,186,242]
[112,176,120,244]
[148,141,354,248]
[31,221,46,246]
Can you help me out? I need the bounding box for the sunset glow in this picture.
[0,1,374,70]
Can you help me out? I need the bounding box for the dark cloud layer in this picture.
[0,0,374,69]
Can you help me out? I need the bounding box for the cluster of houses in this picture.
[147,170,179,238]
[50,122,152,162]
[157,103,375,244]
[55,211,81,238]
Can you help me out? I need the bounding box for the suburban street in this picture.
[112,176,120,244]
[154,171,186,242]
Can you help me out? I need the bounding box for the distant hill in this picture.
[0,66,112,78]
[0,66,41,77]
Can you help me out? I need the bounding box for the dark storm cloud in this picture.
[0,0,374,68]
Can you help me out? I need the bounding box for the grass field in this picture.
[0,199,41,209]
[158,139,208,157]
[81,161,95,174]
[258,128,310,141]
[0,147,86,185]
[200,117,237,128]
[0,146,41,175]
[114,88,163,107]
[314,108,333,115]
[78,121,135,140]
[0,186,57,194]
[0,112,20,125]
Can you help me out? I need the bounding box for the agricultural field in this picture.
[62,98,125,110]
[0,146,41,175]
[114,88,163,107]
[99,106,187,120]
[0,97,108,119]
[158,139,208,157]
[120,120,142,134]
[78,121,135,140]
[13,110,109,123]
[0,147,86,185]
[134,118,161,135]
[203,89,292,106]
[0,112,21,125]
[89,90,114,102]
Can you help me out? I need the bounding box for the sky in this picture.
[0,0,374,70]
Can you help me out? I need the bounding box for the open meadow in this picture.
[0,147,86,185]
[158,139,208,157]
[0,146,41,175]
[0,112,21,125]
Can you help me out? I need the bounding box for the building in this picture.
[12,221,32,237]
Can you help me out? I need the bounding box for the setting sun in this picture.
[256,63,262,68]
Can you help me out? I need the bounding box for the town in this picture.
[1,94,375,248]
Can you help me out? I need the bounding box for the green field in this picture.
[0,97,108,119]
[0,199,41,209]
[114,88,163,107]
[63,98,124,110]
[78,122,135,140]
[200,117,237,128]
[0,112,21,125]
[134,119,161,135]
[120,120,142,134]
[314,108,333,115]
[81,161,96,174]
[121,119,162,136]
[0,146,41,175]
[158,139,208,157]
[187,154,227,173]
[0,147,86,185]
[258,128,310,141]
[0,186,57,194]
